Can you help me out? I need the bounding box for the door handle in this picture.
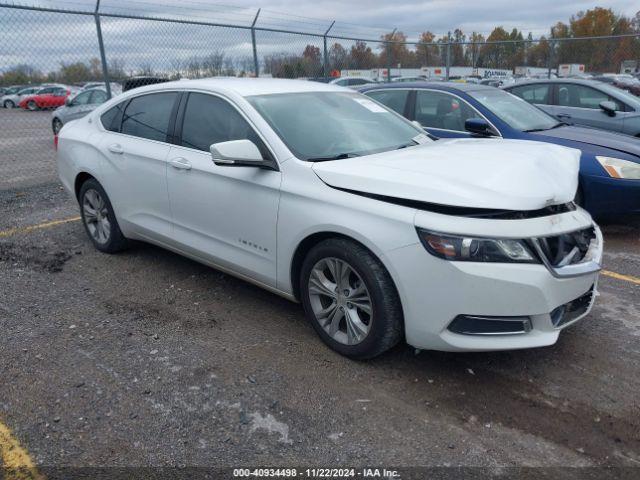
[169,158,192,170]
[557,113,572,119]
[108,143,124,154]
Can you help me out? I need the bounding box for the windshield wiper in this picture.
[307,153,360,162]
[524,122,566,133]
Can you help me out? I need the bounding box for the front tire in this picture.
[26,100,38,111]
[3,100,14,109]
[300,238,403,359]
[78,179,128,253]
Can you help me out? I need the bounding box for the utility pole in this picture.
[323,21,335,80]
[387,27,396,83]
[251,9,261,77]
[94,0,111,98]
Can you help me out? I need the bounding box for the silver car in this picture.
[2,85,41,108]
[504,78,640,137]
[51,88,108,134]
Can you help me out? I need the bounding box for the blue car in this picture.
[358,82,640,217]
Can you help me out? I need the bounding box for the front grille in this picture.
[550,286,595,328]
[533,227,596,267]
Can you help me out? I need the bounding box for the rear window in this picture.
[100,101,126,132]
[121,92,178,142]
[365,89,409,115]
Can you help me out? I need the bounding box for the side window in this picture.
[121,92,178,142]
[509,84,551,105]
[557,84,611,109]
[90,90,108,104]
[366,90,409,115]
[180,92,270,159]
[72,91,92,105]
[38,88,54,94]
[100,101,126,132]
[415,90,477,132]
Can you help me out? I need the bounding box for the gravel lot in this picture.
[0,107,639,477]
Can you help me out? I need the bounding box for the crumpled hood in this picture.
[312,138,580,211]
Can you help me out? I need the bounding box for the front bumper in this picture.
[385,211,602,352]
[583,174,640,217]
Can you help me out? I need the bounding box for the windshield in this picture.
[599,82,640,104]
[468,89,559,131]
[247,91,430,161]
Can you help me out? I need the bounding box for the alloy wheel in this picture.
[82,188,111,244]
[308,257,373,345]
[27,100,37,111]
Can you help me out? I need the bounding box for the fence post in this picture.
[547,38,555,79]
[251,9,261,77]
[386,28,396,82]
[445,31,451,81]
[94,0,111,99]
[323,21,335,80]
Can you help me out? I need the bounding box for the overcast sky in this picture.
[1,0,639,74]
[24,0,640,38]
[227,0,640,37]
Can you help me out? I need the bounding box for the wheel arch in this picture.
[74,172,97,200]
[288,230,403,307]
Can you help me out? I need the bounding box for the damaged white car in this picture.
[56,79,602,358]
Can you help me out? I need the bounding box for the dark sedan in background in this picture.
[359,82,640,218]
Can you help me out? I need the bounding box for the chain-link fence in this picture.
[1,1,639,190]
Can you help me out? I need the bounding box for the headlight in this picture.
[417,229,538,263]
[596,156,640,180]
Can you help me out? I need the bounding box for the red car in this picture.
[19,86,71,111]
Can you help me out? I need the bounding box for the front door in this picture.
[166,92,281,286]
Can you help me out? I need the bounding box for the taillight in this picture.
[54,135,58,150]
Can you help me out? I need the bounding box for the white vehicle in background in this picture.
[558,64,586,77]
[392,76,428,83]
[81,82,122,95]
[2,85,42,108]
[329,77,378,88]
[56,78,601,359]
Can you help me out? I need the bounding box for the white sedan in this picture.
[56,78,602,358]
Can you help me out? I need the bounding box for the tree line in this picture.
[265,7,640,77]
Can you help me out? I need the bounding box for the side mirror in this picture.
[599,100,617,116]
[65,97,73,106]
[465,118,496,137]
[210,139,265,167]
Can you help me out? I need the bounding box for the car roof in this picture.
[505,78,607,87]
[358,81,496,93]
[128,77,348,97]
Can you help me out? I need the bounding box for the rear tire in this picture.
[3,100,14,109]
[52,118,63,135]
[300,238,403,359]
[78,179,128,253]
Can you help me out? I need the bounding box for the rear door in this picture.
[364,89,411,116]
[96,91,179,239]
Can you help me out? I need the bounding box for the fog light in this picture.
[448,315,532,335]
